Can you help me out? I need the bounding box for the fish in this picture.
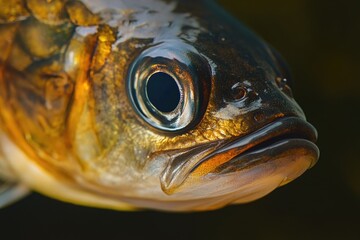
[0,0,319,212]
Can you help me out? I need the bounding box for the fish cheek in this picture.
[67,26,130,170]
[70,38,156,177]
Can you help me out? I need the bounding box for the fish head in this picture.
[0,0,319,211]
[68,1,319,211]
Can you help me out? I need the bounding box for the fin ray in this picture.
[0,180,29,208]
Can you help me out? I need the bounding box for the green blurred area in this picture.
[0,1,359,239]
[217,0,360,238]
[220,0,360,99]
[220,0,360,198]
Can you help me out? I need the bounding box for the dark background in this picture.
[1,0,359,239]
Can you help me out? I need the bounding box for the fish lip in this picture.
[160,117,319,194]
[192,116,318,170]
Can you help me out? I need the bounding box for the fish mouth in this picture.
[160,117,319,197]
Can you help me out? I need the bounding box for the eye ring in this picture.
[127,41,211,134]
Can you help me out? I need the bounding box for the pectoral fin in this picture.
[0,180,29,208]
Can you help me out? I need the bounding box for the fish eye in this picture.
[146,72,181,113]
[127,42,211,134]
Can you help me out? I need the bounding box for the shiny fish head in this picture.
[0,0,319,211]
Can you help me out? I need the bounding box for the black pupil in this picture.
[146,72,181,113]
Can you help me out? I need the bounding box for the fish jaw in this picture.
[158,117,319,204]
[0,117,318,212]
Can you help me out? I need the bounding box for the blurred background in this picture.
[1,0,359,239]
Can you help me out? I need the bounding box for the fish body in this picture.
[0,0,319,211]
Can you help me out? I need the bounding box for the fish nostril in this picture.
[230,83,247,101]
[275,77,293,97]
[254,113,266,122]
[275,77,287,88]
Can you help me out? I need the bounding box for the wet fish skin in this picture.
[0,0,318,211]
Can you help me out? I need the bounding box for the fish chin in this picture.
[123,138,318,212]
[171,139,318,209]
